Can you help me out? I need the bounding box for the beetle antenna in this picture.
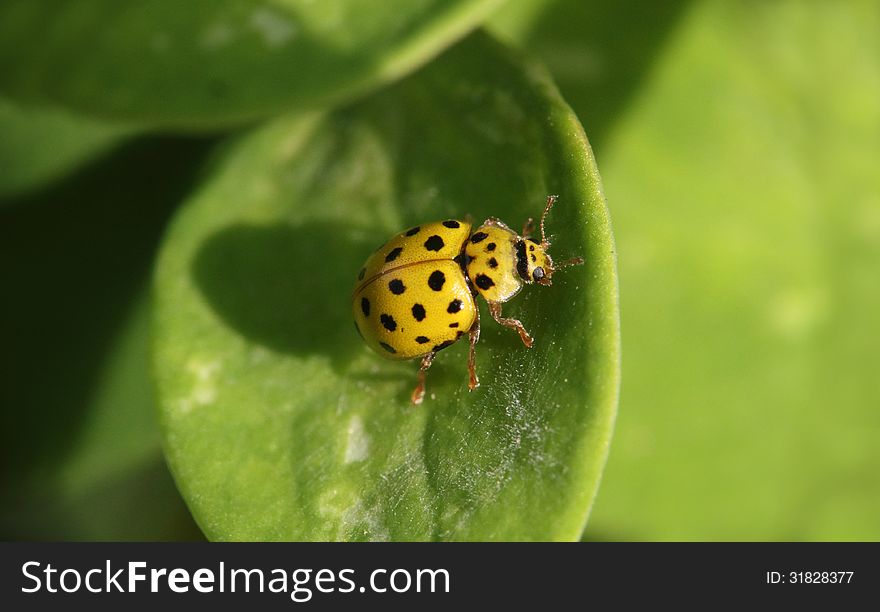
[540,194,558,248]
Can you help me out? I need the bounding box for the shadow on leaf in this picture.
[0,135,214,487]
[192,221,376,369]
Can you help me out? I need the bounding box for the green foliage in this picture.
[153,32,618,541]
[0,97,129,198]
[2,1,618,542]
[0,0,506,129]
[0,137,213,539]
[494,0,880,540]
[10,0,872,544]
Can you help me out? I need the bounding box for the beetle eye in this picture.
[532,267,545,281]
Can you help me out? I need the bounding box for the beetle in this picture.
[352,195,583,404]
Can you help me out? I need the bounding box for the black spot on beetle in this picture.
[411,303,426,321]
[470,231,488,244]
[388,279,405,295]
[379,313,397,331]
[424,235,445,251]
[361,297,370,316]
[432,340,455,352]
[529,244,535,251]
[405,226,420,236]
[385,247,403,262]
[531,254,537,262]
[453,252,470,268]
[486,242,496,252]
[380,314,397,331]
[475,274,495,290]
[428,270,446,291]
[358,268,366,280]
[449,322,459,328]
[447,299,462,313]
[442,220,460,228]
[515,239,529,280]
[380,342,396,354]
[488,257,498,268]
[415,336,430,344]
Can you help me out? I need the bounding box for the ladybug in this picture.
[352,195,583,405]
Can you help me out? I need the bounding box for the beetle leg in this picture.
[467,310,481,391]
[411,352,436,405]
[488,301,533,348]
[522,217,535,239]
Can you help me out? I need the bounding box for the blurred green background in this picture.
[2,0,878,540]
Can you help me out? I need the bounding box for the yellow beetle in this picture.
[352,196,583,404]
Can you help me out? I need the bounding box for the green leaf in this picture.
[1,295,200,540]
[501,0,880,540]
[153,31,619,541]
[0,0,508,130]
[0,135,212,539]
[0,97,129,199]
[490,0,690,151]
